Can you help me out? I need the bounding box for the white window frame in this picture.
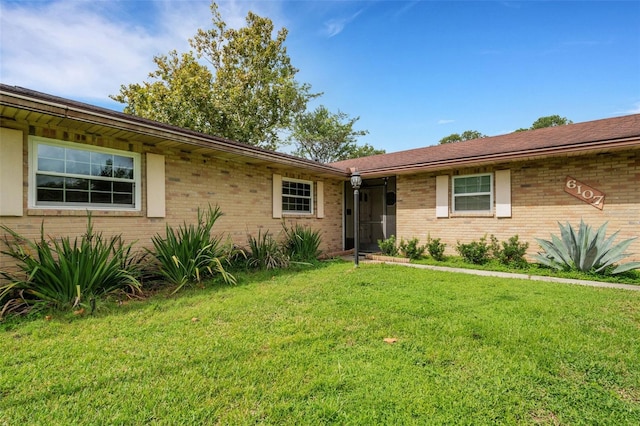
[452,173,493,214]
[281,177,314,215]
[28,136,141,211]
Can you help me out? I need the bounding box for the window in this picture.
[452,173,493,212]
[282,178,313,214]
[30,137,141,210]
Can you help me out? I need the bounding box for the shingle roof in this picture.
[331,114,640,176]
[5,84,638,179]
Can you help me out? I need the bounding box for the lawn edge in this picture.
[364,260,640,291]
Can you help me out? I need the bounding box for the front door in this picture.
[344,177,396,252]
[359,186,385,251]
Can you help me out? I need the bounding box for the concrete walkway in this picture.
[351,257,640,291]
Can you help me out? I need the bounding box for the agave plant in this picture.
[534,220,640,275]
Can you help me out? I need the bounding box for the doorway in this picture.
[344,177,396,252]
[359,186,385,251]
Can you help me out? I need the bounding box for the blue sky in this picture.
[1,0,639,153]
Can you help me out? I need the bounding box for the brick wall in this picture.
[0,125,345,273]
[396,150,640,262]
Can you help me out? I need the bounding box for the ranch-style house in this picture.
[1,84,639,273]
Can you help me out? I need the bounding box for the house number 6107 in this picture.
[564,176,605,210]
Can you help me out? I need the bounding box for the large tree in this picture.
[288,105,381,163]
[439,130,486,144]
[515,115,573,132]
[111,2,315,150]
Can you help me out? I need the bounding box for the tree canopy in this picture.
[288,105,380,163]
[439,130,486,144]
[515,115,573,132]
[111,2,316,150]
[439,115,574,143]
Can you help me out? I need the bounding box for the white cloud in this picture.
[0,0,291,105]
[438,119,455,125]
[0,0,246,105]
[323,9,363,38]
[392,1,421,19]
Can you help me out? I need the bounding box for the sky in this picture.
[1,0,639,154]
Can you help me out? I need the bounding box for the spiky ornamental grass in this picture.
[246,229,290,270]
[534,220,640,275]
[0,214,142,316]
[149,205,236,293]
[282,222,322,262]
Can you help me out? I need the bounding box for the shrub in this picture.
[0,214,142,316]
[399,238,427,260]
[149,205,235,293]
[534,220,640,275]
[489,235,501,259]
[427,235,447,261]
[246,230,289,270]
[456,236,491,264]
[492,235,529,267]
[282,223,322,262]
[378,235,399,256]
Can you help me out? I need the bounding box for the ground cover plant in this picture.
[2,262,639,424]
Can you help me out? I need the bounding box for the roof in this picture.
[331,114,640,177]
[3,84,639,180]
[0,84,347,179]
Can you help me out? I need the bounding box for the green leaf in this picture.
[535,221,639,276]
[111,5,316,150]
[611,262,640,274]
[0,213,142,313]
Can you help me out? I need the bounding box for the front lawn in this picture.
[410,256,640,285]
[2,262,639,424]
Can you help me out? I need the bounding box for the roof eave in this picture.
[356,137,640,177]
[0,86,348,178]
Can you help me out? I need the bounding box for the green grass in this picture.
[2,262,640,424]
[412,256,640,285]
